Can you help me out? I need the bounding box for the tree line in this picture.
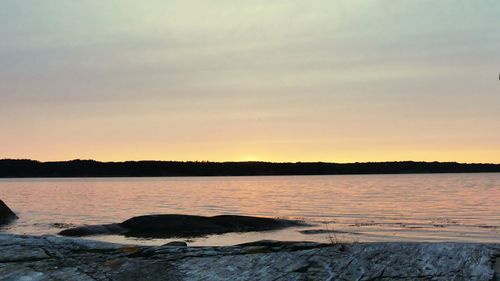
[0,159,499,178]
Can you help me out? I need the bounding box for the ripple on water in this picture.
[0,173,499,245]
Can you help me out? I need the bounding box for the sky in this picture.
[0,0,499,163]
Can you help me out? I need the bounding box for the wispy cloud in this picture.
[1,0,499,162]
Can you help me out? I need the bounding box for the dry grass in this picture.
[324,222,358,248]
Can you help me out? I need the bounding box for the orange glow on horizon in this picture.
[1,2,499,164]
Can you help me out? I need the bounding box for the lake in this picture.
[0,173,498,246]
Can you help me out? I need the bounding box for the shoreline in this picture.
[1,233,499,280]
[1,171,500,181]
[2,160,500,178]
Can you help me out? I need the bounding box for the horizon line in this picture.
[2,159,500,165]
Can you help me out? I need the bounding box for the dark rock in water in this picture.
[299,229,360,235]
[122,214,304,237]
[59,223,127,237]
[0,200,18,226]
[164,241,188,247]
[59,214,307,238]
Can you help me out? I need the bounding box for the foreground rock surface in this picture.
[0,200,18,226]
[0,233,498,280]
[59,214,306,238]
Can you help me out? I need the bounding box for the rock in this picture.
[298,228,360,235]
[164,241,187,247]
[243,246,269,254]
[0,200,18,226]
[59,223,128,237]
[236,240,330,252]
[59,214,308,238]
[0,244,49,262]
[0,233,499,280]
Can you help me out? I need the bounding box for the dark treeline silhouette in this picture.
[1,159,499,178]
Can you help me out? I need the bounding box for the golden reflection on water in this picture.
[0,173,498,245]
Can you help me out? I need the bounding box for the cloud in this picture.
[0,0,499,161]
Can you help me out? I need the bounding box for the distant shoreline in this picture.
[1,159,500,178]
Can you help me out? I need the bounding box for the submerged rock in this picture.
[59,214,308,238]
[0,200,18,226]
[298,228,360,235]
[59,223,128,236]
[164,241,188,247]
[0,233,498,280]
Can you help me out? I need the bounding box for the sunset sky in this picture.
[1,1,499,163]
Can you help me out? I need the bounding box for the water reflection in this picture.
[0,173,498,245]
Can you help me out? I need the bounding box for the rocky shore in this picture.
[0,233,498,281]
[1,201,499,280]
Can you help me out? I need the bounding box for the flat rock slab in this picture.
[0,234,498,281]
[59,214,308,238]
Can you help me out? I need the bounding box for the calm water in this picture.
[0,173,499,246]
